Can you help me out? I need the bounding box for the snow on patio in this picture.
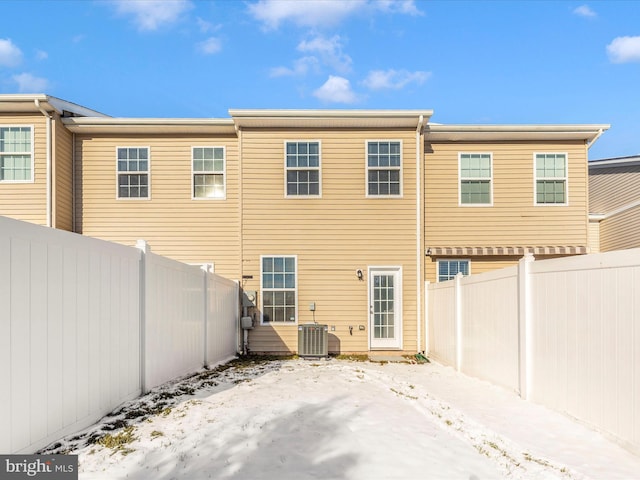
[42,357,640,480]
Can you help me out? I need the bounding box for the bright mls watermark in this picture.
[0,455,77,479]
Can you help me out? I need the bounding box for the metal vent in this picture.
[298,324,328,357]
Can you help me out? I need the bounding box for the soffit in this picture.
[62,117,237,135]
[426,124,610,143]
[229,109,433,129]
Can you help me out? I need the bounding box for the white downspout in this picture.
[587,128,604,149]
[72,132,76,232]
[35,99,52,228]
[416,115,424,353]
[237,125,244,355]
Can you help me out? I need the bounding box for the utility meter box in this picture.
[242,290,257,308]
[241,316,253,330]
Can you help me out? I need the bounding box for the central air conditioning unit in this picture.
[298,323,328,357]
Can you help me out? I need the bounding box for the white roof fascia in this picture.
[46,96,108,117]
[0,94,108,117]
[588,155,640,169]
[591,199,640,221]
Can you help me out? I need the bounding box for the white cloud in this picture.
[573,5,596,18]
[111,0,192,31]
[0,38,23,67]
[197,37,222,55]
[375,0,423,16]
[362,69,430,90]
[36,50,48,61]
[248,0,422,30]
[313,75,358,104]
[12,73,49,93]
[197,17,213,33]
[607,36,640,63]
[270,56,319,77]
[297,35,352,73]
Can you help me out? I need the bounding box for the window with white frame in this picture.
[0,126,33,182]
[286,141,320,196]
[460,153,492,205]
[261,256,297,323]
[367,140,401,196]
[117,147,149,198]
[535,153,567,204]
[193,147,225,199]
[437,259,470,282]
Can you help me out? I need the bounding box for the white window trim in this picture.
[533,152,568,206]
[116,146,151,200]
[191,146,227,201]
[365,139,403,198]
[284,140,322,198]
[436,259,471,283]
[259,254,298,325]
[0,125,35,183]
[458,152,493,207]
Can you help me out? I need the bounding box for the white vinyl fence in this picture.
[0,217,239,454]
[427,250,640,453]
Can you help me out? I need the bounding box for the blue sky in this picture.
[1,0,639,160]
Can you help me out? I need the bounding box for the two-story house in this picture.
[0,94,608,355]
[589,155,640,253]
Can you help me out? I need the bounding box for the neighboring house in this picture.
[425,125,606,281]
[589,155,640,252]
[0,95,106,229]
[0,94,609,355]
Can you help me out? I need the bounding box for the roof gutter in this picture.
[34,98,53,228]
[415,115,424,354]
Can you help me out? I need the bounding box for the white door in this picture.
[369,267,402,349]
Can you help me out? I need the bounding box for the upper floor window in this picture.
[437,259,470,282]
[367,140,401,196]
[459,153,492,205]
[117,147,149,199]
[0,126,33,182]
[535,153,567,205]
[193,147,225,199]
[261,256,297,323]
[286,141,320,196]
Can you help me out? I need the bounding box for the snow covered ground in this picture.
[42,357,640,479]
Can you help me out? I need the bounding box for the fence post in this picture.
[424,280,430,356]
[455,272,463,372]
[136,239,149,394]
[518,253,534,400]
[202,265,209,368]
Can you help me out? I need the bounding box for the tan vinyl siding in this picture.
[75,134,241,279]
[241,128,418,354]
[589,165,640,214]
[425,141,588,247]
[0,115,48,225]
[600,205,640,252]
[52,116,74,231]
